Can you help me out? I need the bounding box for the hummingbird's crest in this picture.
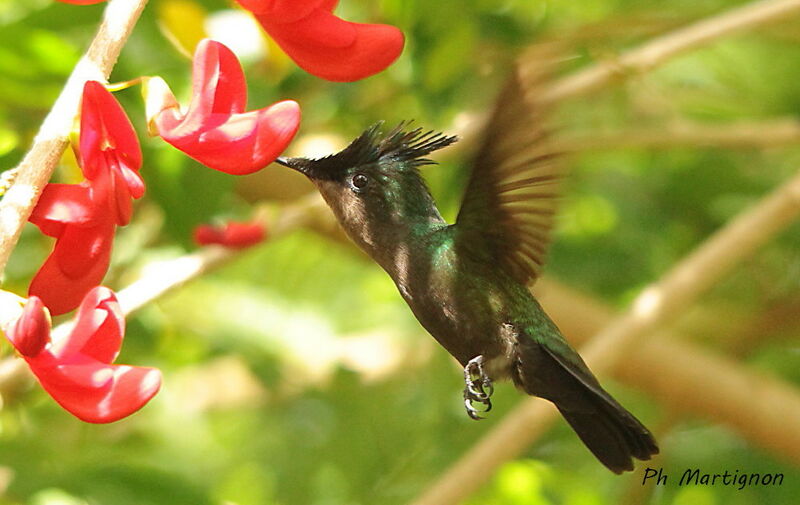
[282,122,458,178]
[371,122,459,167]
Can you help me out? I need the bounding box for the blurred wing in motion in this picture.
[455,46,565,285]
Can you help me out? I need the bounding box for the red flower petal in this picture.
[113,173,134,226]
[33,360,161,423]
[154,40,301,174]
[192,39,248,116]
[40,358,115,389]
[194,220,266,248]
[238,0,329,22]
[156,39,248,141]
[50,286,124,363]
[6,296,50,357]
[165,101,300,175]
[83,365,162,423]
[54,222,114,278]
[266,6,356,49]
[29,223,113,316]
[116,162,146,200]
[85,163,138,227]
[29,183,96,236]
[252,3,404,81]
[79,81,142,182]
[15,288,162,423]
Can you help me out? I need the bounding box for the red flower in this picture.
[79,81,145,227]
[5,288,162,423]
[238,0,404,82]
[149,39,300,175]
[6,296,50,357]
[28,213,114,317]
[29,81,143,315]
[193,220,266,248]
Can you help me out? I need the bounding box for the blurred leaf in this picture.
[0,126,19,157]
[672,486,718,505]
[3,1,800,505]
[157,0,208,58]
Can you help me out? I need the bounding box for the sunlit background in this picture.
[1,0,800,504]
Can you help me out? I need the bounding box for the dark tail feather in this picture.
[514,339,659,473]
[555,396,659,474]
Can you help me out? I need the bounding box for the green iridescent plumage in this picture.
[277,49,658,473]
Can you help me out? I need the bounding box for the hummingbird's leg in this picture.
[464,395,491,420]
[463,355,494,420]
[464,355,494,399]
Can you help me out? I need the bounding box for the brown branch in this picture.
[115,194,326,315]
[0,0,149,276]
[409,164,800,505]
[444,0,800,159]
[538,0,800,105]
[555,118,800,152]
[536,279,800,466]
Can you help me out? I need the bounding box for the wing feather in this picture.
[455,45,565,285]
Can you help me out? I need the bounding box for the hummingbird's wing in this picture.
[455,47,563,286]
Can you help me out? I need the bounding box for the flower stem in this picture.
[0,0,149,276]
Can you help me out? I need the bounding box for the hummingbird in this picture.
[275,54,658,473]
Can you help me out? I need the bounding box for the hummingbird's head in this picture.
[277,122,458,253]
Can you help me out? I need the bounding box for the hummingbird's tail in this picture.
[553,393,658,474]
[513,337,659,473]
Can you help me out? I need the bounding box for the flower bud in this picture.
[194,220,267,248]
[7,296,51,357]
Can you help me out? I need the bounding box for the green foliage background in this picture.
[1,0,799,504]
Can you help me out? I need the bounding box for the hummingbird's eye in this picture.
[351,173,369,191]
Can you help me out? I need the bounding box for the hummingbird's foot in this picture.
[463,355,494,420]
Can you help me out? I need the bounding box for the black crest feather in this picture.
[303,122,458,174]
[371,121,459,167]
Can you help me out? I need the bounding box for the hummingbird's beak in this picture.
[274,156,318,179]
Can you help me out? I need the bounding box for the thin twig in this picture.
[437,0,800,161]
[408,168,800,505]
[115,194,326,315]
[0,0,149,276]
[555,118,800,152]
[536,279,800,466]
[538,0,800,105]
[445,112,800,164]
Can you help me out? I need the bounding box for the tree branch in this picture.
[538,0,800,105]
[555,118,800,152]
[0,0,149,276]
[408,165,800,505]
[536,279,800,466]
[114,195,326,315]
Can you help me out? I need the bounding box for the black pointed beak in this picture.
[274,156,317,178]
